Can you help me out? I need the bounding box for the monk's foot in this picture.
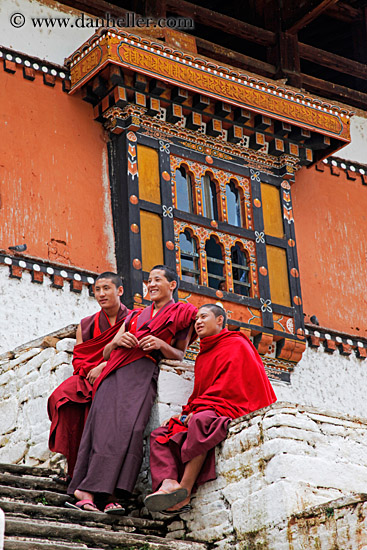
[165,494,191,512]
[74,490,95,511]
[144,480,188,512]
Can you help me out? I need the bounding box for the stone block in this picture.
[0,397,18,435]
[0,441,27,464]
[157,370,193,406]
[53,364,73,386]
[40,358,53,377]
[265,425,325,445]
[0,507,4,550]
[51,351,71,369]
[28,441,52,462]
[265,453,367,493]
[0,369,15,386]
[56,338,76,353]
[9,348,42,368]
[26,348,56,371]
[23,397,48,427]
[263,412,320,432]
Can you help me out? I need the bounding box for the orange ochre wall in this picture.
[293,164,367,336]
[0,65,115,273]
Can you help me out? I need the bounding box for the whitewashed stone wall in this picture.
[272,344,367,420]
[0,266,97,355]
[175,402,367,549]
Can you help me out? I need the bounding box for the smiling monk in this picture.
[48,273,129,481]
[66,265,197,514]
[144,303,276,515]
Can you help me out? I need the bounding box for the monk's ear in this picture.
[217,315,224,329]
[117,285,124,297]
[169,279,177,292]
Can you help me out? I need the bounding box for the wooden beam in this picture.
[59,0,130,18]
[302,73,367,109]
[195,37,277,77]
[299,42,367,80]
[325,1,362,23]
[285,0,339,34]
[165,0,276,47]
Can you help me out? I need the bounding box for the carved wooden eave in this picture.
[65,28,353,167]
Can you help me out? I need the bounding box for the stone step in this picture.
[0,463,57,478]
[0,472,68,493]
[0,483,72,507]
[5,517,207,550]
[4,538,105,550]
[0,500,166,536]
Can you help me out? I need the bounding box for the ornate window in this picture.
[179,230,199,284]
[201,174,218,220]
[205,236,225,289]
[231,244,250,297]
[175,166,193,213]
[226,180,242,227]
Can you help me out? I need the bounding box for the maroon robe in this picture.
[47,304,129,476]
[68,300,197,496]
[150,328,276,492]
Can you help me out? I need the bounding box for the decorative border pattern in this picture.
[318,157,367,186]
[0,254,97,293]
[305,324,367,359]
[1,46,71,91]
[66,29,352,142]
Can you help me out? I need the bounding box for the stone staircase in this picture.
[0,464,207,550]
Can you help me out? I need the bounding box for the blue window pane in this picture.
[201,175,218,220]
[176,167,193,213]
[226,181,241,227]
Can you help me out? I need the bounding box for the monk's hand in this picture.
[139,336,162,352]
[181,413,193,426]
[86,362,106,385]
[113,331,139,349]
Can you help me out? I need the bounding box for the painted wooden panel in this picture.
[266,245,291,306]
[137,145,161,204]
[140,211,163,271]
[261,183,284,238]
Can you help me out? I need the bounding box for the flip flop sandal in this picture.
[144,488,188,512]
[65,499,100,512]
[104,502,125,515]
[160,504,192,516]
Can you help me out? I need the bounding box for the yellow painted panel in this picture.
[140,211,163,272]
[261,183,284,238]
[137,145,161,204]
[266,245,291,307]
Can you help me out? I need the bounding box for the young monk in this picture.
[144,303,277,514]
[66,265,197,514]
[48,272,129,481]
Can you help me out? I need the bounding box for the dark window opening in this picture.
[201,174,218,220]
[180,230,199,284]
[176,166,193,213]
[205,236,225,289]
[231,244,250,297]
[226,180,242,227]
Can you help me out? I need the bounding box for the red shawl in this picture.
[182,328,276,419]
[92,300,197,394]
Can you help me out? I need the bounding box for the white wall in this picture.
[337,115,367,165]
[0,266,97,354]
[0,0,93,65]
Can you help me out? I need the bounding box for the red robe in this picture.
[150,329,276,490]
[47,304,129,476]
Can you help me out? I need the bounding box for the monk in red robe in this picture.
[144,303,277,514]
[66,265,197,514]
[48,272,129,480]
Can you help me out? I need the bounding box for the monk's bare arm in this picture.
[103,322,139,360]
[76,323,83,345]
[139,325,194,361]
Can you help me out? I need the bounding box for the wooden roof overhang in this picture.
[66,28,353,165]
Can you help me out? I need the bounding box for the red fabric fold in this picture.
[92,301,197,395]
[181,329,276,419]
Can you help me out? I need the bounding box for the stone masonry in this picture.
[2,328,367,548]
